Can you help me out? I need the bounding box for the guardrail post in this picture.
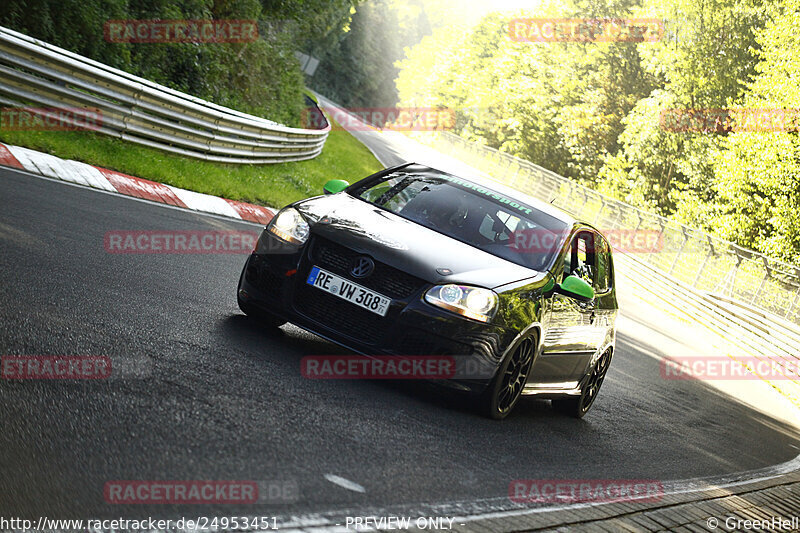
[790,283,800,321]
[723,252,744,298]
[614,202,626,230]
[645,221,665,266]
[692,236,715,288]
[633,212,642,233]
[752,256,771,304]
[668,227,690,276]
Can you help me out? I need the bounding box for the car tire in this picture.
[480,334,537,420]
[553,349,612,418]
[238,297,286,329]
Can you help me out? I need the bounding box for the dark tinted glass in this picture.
[353,171,570,271]
[595,236,612,292]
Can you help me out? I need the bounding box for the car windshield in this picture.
[352,170,569,271]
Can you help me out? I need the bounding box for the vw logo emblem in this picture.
[351,256,375,278]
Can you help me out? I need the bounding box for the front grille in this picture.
[246,255,283,296]
[311,237,425,299]
[294,282,385,345]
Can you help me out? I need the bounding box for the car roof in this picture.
[397,162,578,227]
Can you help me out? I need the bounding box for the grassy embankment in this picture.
[0,109,382,209]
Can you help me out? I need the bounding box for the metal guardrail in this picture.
[0,25,330,164]
[420,130,800,327]
[617,253,800,403]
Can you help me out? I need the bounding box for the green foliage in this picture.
[0,0,132,69]
[640,0,766,107]
[0,0,359,125]
[307,0,431,108]
[396,0,800,262]
[600,0,766,215]
[710,0,800,261]
[396,1,657,181]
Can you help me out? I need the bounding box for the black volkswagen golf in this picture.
[237,163,617,419]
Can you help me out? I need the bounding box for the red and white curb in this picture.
[0,142,275,225]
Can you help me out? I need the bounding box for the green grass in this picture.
[0,115,382,209]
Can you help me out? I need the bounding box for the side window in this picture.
[562,232,596,286]
[594,235,612,293]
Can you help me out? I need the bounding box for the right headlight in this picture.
[424,284,498,323]
[267,207,309,245]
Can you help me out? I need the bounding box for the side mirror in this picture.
[323,179,349,195]
[556,275,595,302]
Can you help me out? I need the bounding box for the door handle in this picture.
[589,311,596,324]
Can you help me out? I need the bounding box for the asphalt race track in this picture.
[2,162,800,521]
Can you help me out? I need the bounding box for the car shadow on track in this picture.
[217,313,576,422]
[217,312,800,445]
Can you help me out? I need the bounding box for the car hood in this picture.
[295,194,542,289]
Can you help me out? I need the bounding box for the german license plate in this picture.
[306,266,391,317]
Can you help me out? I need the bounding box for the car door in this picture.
[530,230,599,387]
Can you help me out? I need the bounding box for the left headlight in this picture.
[268,207,310,245]
[424,284,498,323]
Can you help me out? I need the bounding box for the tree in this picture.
[308,0,430,109]
[396,1,657,182]
[598,0,767,215]
[710,0,800,261]
[0,0,362,124]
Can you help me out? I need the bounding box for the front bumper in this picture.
[237,233,515,394]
